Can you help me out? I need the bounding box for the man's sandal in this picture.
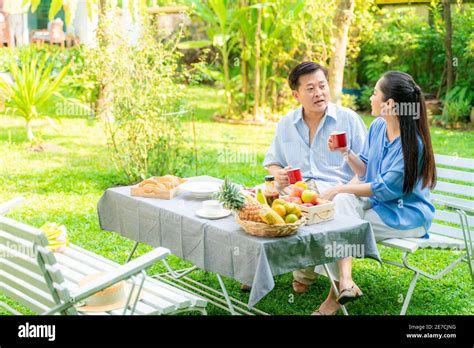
[292,280,309,294]
[336,285,363,305]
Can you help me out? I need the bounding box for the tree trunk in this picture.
[241,48,248,110]
[328,0,354,105]
[436,63,447,100]
[443,0,454,93]
[26,119,34,141]
[222,44,233,115]
[271,62,278,112]
[240,0,249,111]
[96,0,114,122]
[260,56,267,112]
[252,6,262,121]
[428,6,434,90]
[99,0,108,36]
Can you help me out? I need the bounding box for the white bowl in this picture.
[179,181,222,199]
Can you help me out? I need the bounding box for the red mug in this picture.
[330,131,347,149]
[287,168,303,184]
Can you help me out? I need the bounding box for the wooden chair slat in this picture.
[1,272,57,308]
[434,181,474,198]
[435,154,474,169]
[437,167,474,184]
[431,193,474,213]
[434,209,474,226]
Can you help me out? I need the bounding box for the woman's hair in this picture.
[378,71,437,193]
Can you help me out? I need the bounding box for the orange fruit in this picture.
[272,204,286,217]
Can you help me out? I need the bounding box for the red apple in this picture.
[290,186,305,198]
[301,190,318,204]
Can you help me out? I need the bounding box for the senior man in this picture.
[263,61,367,314]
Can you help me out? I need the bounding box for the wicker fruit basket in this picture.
[235,215,306,237]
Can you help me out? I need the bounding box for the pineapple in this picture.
[215,179,263,222]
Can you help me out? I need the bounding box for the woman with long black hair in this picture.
[313,71,436,315]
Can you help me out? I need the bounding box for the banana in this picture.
[259,206,285,225]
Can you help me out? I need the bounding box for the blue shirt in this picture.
[263,103,367,184]
[359,117,435,234]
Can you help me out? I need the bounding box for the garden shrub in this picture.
[93,13,191,183]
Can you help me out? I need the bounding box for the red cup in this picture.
[287,168,303,184]
[330,131,347,149]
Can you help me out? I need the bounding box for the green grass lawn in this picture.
[1,84,473,315]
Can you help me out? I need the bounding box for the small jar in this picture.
[264,175,279,205]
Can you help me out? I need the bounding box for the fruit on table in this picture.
[282,196,302,204]
[285,214,299,223]
[216,180,301,226]
[291,197,303,205]
[284,202,295,213]
[301,190,318,204]
[294,181,308,190]
[216,179,263,222]
[272,198,286,207]
[285,203,302,217]
[290,186,305,198]
[259,206,285,225]
[272,204,286,218]
[291,205,302,218]
[256,188,268,206]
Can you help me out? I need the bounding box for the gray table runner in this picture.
[97,176,381,308]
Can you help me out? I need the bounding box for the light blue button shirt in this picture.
[359,117,435,235]
[263,103,367,184]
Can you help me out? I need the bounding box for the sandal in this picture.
[336,285,363,305]
[240,283,252,292]
[311,306,340,316]
[292,280,309,294]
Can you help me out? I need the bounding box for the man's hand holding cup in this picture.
[275,166,292,188]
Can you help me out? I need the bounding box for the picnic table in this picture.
[97,176,381,315]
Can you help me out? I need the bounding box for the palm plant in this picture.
[186,0,247,115]
[236,1,304,119]
[0,48,70,141]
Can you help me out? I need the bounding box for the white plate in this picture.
[179,181,222,198]
[195,209,231,220]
